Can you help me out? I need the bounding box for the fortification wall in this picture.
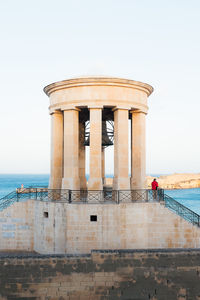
[0,200,34,251]
[35,201,200,254]
[34,201,67,254]
[1,200,200,254]
[0,249,200,300]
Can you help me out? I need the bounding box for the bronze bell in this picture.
[84,121,113,147]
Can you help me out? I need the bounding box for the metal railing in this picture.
[23,188,164,204]
[0,187,48,211]
[0,191,18,211]
[164,194,200,227]
[1,187,199,227]
[0,187,164,208]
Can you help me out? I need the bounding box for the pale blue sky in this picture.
[0,0,200,174]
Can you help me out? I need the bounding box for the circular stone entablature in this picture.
[44,76,153,114]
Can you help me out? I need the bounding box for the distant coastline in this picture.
[146,173,200,190]
[0,173,200,199]
[104,173,200,190]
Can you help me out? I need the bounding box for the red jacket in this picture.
[151,180,158,190]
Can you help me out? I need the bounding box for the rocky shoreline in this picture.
[105,174,200,189]
[146,173,200,189]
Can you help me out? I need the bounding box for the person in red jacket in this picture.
[151,178,158,200]
[151,178,158,190]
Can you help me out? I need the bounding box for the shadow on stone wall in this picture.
[0,249,200,299]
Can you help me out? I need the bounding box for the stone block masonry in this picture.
[1,249,200,299]
[1,200,200,254]
[32,201,200,254]
[0,200,34,251]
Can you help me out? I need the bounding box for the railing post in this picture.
[69,190,72,203]
[146,189,148,202]
[36,188,37,200]
[17,190,19,202]
[161,189,164,202]
[118,190,120,204]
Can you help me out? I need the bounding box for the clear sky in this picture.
[0,0,200,175]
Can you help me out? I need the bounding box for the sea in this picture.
[0,174,200,214]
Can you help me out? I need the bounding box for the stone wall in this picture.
[34,201,200,254]
[0,200,34,251]
[1,200,200,254]
[34,201,67,254]
[0,249,200,299]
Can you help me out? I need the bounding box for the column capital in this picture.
[88,106,103,109]
[50,110,63,115]
[62,106,81,112]
[112,106,130,112]
[130,109,147,115]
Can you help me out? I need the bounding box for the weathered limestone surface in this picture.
[131,110,146,189]
[63,202,200,253]
[1,200,200,254]
[88,108,103,190]
[44,77,153,114]
[102,147,105,185]
[34,200,67,254]
[113,109,130,190]
[62,109,80,190]
[79,121,87,189]
[0,201,34,251]
[49,111,63,189]
[1,250,200,299]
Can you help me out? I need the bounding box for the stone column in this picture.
[88,108,103,190]
[102,147,105,185]
[113,108,130,190]
[49,111,63,189]
[130,110,146,189]
[79,121,87,189]
[62,109,80,190]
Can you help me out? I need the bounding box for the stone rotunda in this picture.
[44,77,153,191]
[0,76,200,260]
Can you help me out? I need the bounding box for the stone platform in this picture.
[0,198,200,254]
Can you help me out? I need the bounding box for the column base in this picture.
[49,177,62,189]
[113,177,130,190]
[62,177,80,190]
[88,177,103,190]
